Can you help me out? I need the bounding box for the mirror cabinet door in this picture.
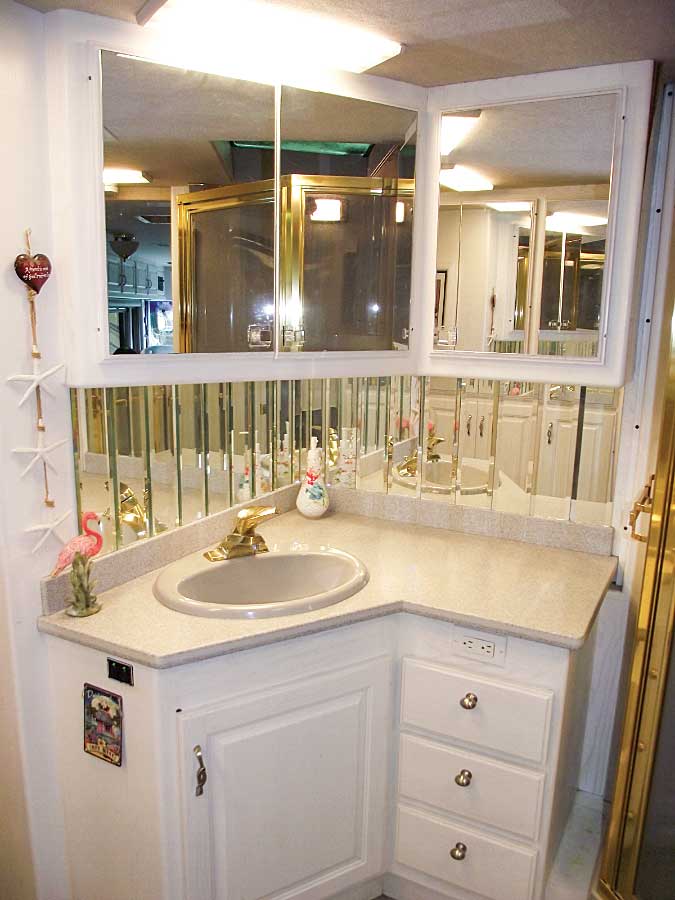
[434,93,617,360]
[279,87,416,352]
[102,51,275,356]
[100,51,418,358]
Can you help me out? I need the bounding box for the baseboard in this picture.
[329,876,384,900]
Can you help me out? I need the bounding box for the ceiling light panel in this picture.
[440,112,481,155]
[145,0,401,76]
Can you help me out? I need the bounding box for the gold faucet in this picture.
[395,426,445,477]
[426,431,445,463]
[204,505,278,562]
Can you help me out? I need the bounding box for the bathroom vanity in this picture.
[40,511,616,900]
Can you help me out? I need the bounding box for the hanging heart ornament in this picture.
[14,253,52,294]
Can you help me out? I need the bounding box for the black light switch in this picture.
[107,658,134,686]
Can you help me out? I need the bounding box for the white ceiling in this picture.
[18,0,675,85]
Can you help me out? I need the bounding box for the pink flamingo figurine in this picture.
[51,511,103,577]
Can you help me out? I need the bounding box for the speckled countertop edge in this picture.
[38,511,618,668]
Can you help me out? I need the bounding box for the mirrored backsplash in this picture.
[71,376,621,556]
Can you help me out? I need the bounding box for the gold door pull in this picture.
[629,476,654,543]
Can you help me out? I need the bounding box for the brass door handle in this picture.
[547,422,553,444]
[479,416,485,438]
[194,744,207,797]
[466,415,472,436]
[450,842,467,861]
[629,476,654,543]
[459,692,478,710]
[454,769,473,787]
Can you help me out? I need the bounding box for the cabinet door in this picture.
[474,397,494,461]
[535,405,577,498]
[577,407,617,502]
[178,657,391,900]
[496,399,535,491]
[459,398,477,459]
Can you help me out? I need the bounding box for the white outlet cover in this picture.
[451,627,508,667]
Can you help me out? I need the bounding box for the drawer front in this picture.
[398,734,544,840]
[395,805,537,900]
[401,658,553,764]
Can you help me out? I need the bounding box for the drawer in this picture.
[395,804,537,900]
[401,658,553,764]
[398,733,544,840]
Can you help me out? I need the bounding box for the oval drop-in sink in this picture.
[153,544,368,619]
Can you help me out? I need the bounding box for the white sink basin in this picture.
[153,544,368,619]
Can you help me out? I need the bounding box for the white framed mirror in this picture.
[424,61,653,387]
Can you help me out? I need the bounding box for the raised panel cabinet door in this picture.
[177,657,391,900]
[535,404,578,498]
[395,805,537,900]
[496,400,535,491]
[400,659,553,764]
[577,408,617,502]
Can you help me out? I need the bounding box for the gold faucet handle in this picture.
[234,505,278,536]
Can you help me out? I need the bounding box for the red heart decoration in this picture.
[14,253,52,294]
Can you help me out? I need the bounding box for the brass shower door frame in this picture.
[279,174,414,350]
[175,180,275,353]
[598,267,675,897]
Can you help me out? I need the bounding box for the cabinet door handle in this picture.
[193,744,207,797]
[450,842,467,861]
[454,769,473,787]
[479,416,485,438]
[547,422,553,445]
[459,692,478,710]
[466,415,472,436]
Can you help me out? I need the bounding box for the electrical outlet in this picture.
[452,628,507,667]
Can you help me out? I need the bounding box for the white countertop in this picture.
[37,511,618,668]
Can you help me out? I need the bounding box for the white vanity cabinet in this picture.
[388,616,594,900]
[44,619,395,900]
[44,614,595,900]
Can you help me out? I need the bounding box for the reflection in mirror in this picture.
[102,51,275,354]
[493,382,541,515]
[280,87,416,351]
[434,94,616,358]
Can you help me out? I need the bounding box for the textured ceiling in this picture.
[18,0,675,85]
[102,51,417,183]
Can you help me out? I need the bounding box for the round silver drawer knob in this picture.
[454,769,473,787]
[459,692,478,710]
[450,842,467,861]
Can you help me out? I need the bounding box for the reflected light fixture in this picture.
[440,112,481,155]
[396,201,405,223]
[439,166,493,192]
[103,168,151,190]
[545,212,608,231]
[310,198,343,222]
[143,0,402,76]
[486,202,531,212]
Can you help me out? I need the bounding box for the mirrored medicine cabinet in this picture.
[48,26,649,387]
[433,94,615,360]
[101,50,416,357]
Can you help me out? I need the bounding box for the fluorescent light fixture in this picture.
[545,212,608,232]
[439,166,493,192]
[440,112,481,155]
[103,168,151,187]
[310,198,343,222]
[145,0,401,75]
[486,202,531,212]
[396,201,405,223]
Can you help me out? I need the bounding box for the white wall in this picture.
[0,4,72,898]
